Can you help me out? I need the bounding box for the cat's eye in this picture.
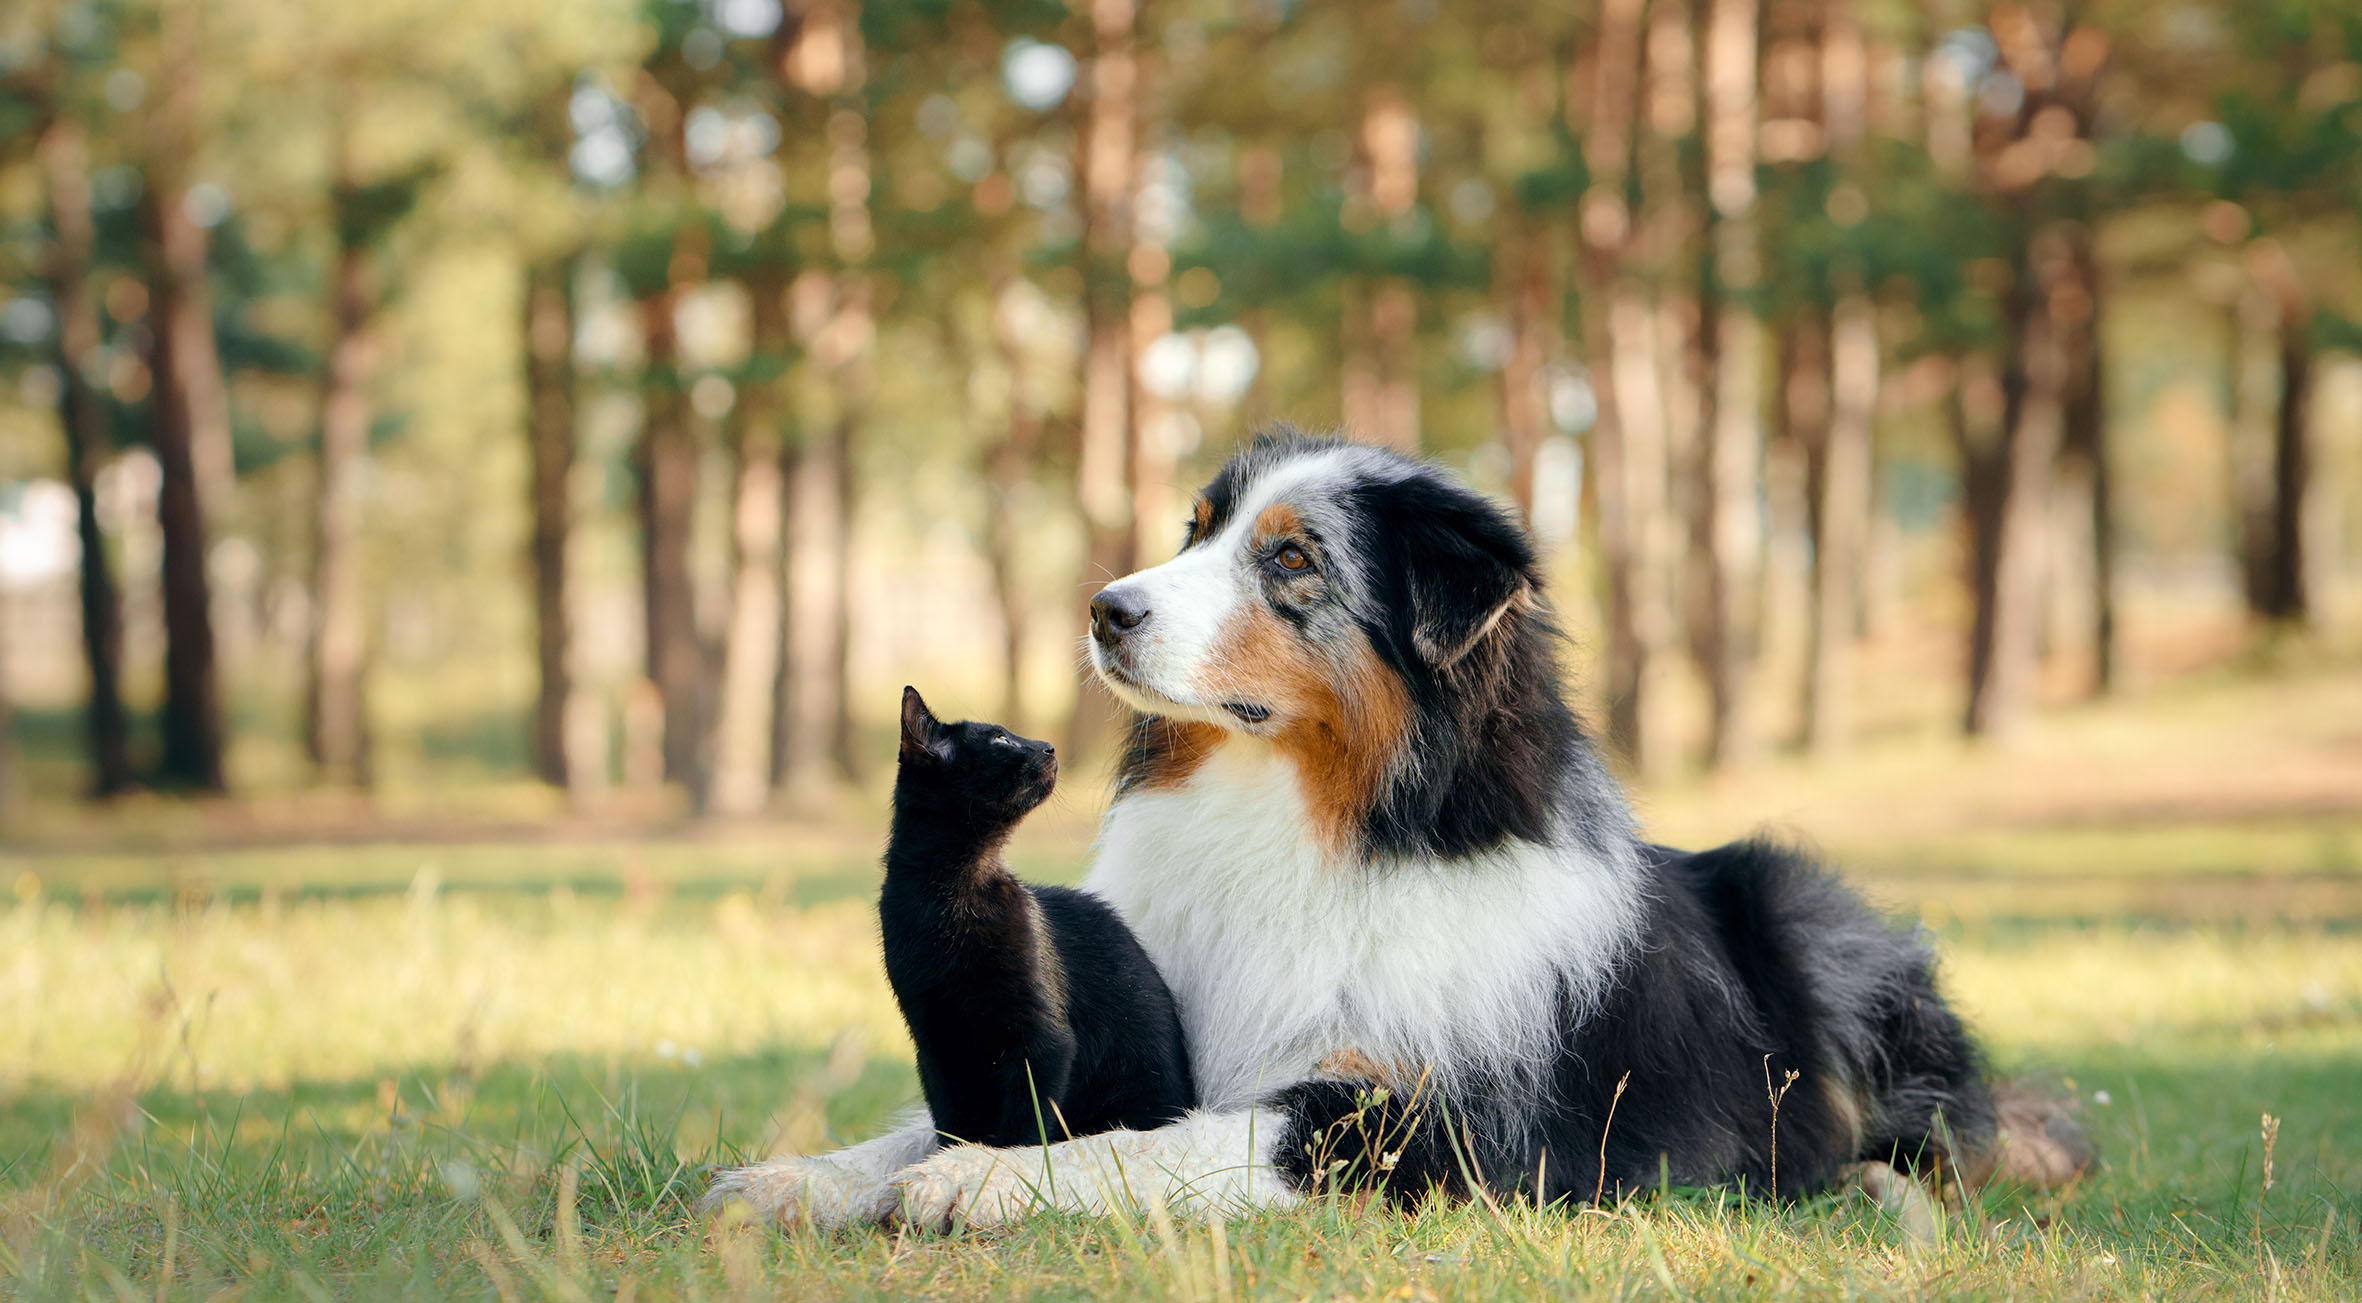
[993,734,1018,747]
[1272,544,1312,573]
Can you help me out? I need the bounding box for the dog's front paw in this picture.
[889,1144,1049,1232]
[702,1156,898,1229]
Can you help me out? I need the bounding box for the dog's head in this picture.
[1088,430,1573,858]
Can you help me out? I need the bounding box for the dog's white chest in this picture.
[1082,745,1634,1108]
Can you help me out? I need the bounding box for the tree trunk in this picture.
[2238,240,2313,626]
[1804,0,1874,755]
[1498,223,1551,519]
[524,255,577,788]
[986,288,1043,728]
[1573,0,1653,770]
[1340,280,1381,439]
[637,284,704,801]
[1698,0,1762,770]
[2268,302,2314,625]
[307,200,375,786]
[0,604,16,824]
[780,422,850,793]
[1965,227,2072,738]
[2058,231,2113,693]
[769,433,800,791]
[41,116,134,797]
[1761,332,1817,725]
[1601,0,1695,780]
[1804,292,1875,752]
[709,276,792,815]
[150,0,235,515]
[824,399,860,782]
[822,121,871,786]
[1130,254,1177,569]
[1371,279,1420,452]
[1070,0,1141,760]
[141,170,227,792]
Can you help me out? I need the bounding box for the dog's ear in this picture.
[1395,492,1537,668]
[899,686,952,762]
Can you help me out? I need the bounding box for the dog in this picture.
[705,430,2088,1232]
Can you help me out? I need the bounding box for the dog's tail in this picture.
[1959,1080,2097,1191]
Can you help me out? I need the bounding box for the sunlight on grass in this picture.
[0,887,911,1094]
[1,861,2357,1299]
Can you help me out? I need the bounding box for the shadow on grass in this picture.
[2,1046,919,1289]
[5,1037,2356,1290]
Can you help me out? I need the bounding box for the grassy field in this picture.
[3,667,2360,1300]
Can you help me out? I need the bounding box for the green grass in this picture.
[0,851,2356,1301]
[5,666,2362,1299]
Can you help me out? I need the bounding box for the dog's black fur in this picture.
[881,687,1196,1148]
[1270,840,1993,1204]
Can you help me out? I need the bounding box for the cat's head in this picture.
[895,686,1058,823]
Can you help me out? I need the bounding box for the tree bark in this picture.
[149,0,235,514]
[1498,222,1552,519]
[1803,0,1875,755]
[1130,254,1177,570]
[1965,228,2072,738]
[824,393,860,781]
[1698,0,1763,770]
[1070,0,1141,759]
[141,169,227,792]
[0,599,16,824]
[780,420,849,793]
[41,116,134,797]
[1804,292,1875,752]
[1598,0,1693,779]
[1371,280,1420,452]
[2238,240,2313,626]
[307,171,375,787]
[768,432,800,791]
[986,276,1043,727]
[1339,279,1380,439]
[1572,0,1652,770]
[709,275,792,816]
[637,282,704,800]
[525,255,578,788]
[2058,231,2113,692]
[821,64,871,784]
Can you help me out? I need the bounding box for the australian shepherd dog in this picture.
[707,430,2088,1232]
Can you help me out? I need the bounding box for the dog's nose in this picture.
[1090,589,1151,646]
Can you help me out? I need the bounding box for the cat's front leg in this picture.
[703,1111,939,1229]
[889,1108,1300,1231]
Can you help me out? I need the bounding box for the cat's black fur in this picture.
[881,687,1197,1147]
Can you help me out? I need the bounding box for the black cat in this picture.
[881,687,1197,1147]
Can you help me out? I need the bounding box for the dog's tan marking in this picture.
[1252,501,1303,543]
[1204,603,1412,858]
[1315,1048,1420,1085]
[1190,495,1214,543]
[1122,717,1226,791]
[1821,1073,1868,1153]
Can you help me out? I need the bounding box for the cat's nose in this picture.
[1090,588,1151,646]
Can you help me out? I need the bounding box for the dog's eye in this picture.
[1271,544,1312,574]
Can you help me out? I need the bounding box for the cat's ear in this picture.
[900,686,951,762]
